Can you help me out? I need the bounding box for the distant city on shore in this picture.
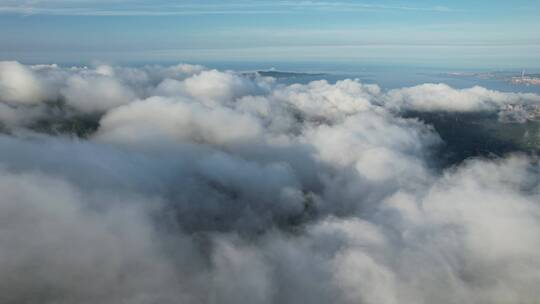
[444,70,540,86]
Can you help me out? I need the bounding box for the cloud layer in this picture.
[0,1,459,16]
[0,61,539,303]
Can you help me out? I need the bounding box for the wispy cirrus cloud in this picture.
[0,0,462,16]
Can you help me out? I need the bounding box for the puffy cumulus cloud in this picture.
[2,61,540,130]
[233,95,298,134]
[0,62,540,303]
[0,134,307,232]
[206,157,540,304]
[0,61,215,129]
[0,169,196,304]
[143,63,206,83]
[300,111,440,216]
[376,156,540,303]
[95,96,264,147]
[305,111,438,169]
[271,79,380,122]
[186,158,540,303]
[110,63,207,97]
[181,69,269,106]
[0,61,48,105]
[61,73,136,113]
[385,83,540,112]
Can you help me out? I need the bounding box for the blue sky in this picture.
[1,0,539,68]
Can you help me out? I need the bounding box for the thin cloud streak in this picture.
[0,1,462,16]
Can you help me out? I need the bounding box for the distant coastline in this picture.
[442,71,540,86]
[253,70,327,78]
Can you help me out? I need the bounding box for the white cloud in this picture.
[0,1,461,16]
[95,96,263,147]
[61,71,136,113]
[0,62,539,303]
[385,83,540,112]
[0,61,47,105]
